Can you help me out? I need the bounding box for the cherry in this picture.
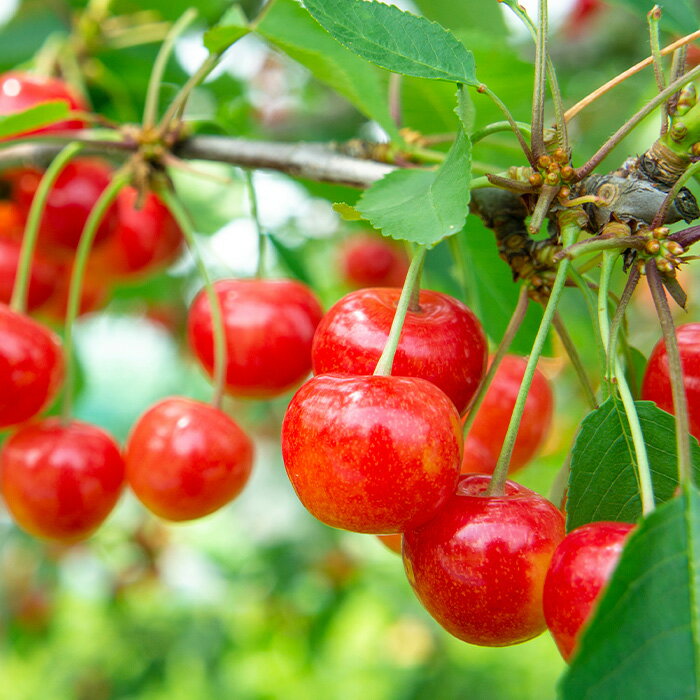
[377,533,402,554]
[12,160,118,252]
[641,323,700,439]
[89,187,183,279]
[543,521,634,661]
[0,418,125,542]
[38,267,109,322]
[0,237,60,311]
[281,374,462,533]
[339,233,409,288]
[311,288,487,415]
[462,355,553,474]
[402,474,565,646]
[0,304,64,428]
[188,278,324,398]
[0,72,88,137]
[125,397,254,521]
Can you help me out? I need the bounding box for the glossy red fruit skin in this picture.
[462,355,554,474]
[125,397,254,521]
[340,234,409,288]
[641,323,700,440]
[12,160,117,251]
[0,418,125,542]
[188,278,324,399]
[312,288,487,415]
[0,73,87,137]
[0,237,60,311]
[0,304,65,428]
[282,374,463,534]
[90,187,183,278]
[543,521,634,661]
[402,474,565,646]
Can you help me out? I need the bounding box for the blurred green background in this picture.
[1,0,698,698]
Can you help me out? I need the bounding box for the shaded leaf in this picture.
[303,0,478,85]
[203,6,250,53]
[355,130,470,247]
[561,486,700,699]
[567,397,700,530]
[608,0,700,35]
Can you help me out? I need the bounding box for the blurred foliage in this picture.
[0,0,698,698]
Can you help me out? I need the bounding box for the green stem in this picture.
[646,260,693,486]
[598,252,655,514]
[487,219,579,496]
[373,247,426,377]
[530,0,548,158]
[463,285,529,437]
[159,187,228,410]
[554,235,642,262]
[245,170,266,278]
[471,121,532,145]
[61,171,130,423]
[143,8,198,129]
[646,5,667,135]
[158,53,220,133]
[10,142,84,313]
[607,265,641,381]
[552,312,598,410]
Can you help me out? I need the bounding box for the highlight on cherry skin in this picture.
[281,373,463,534]
[402,474,565,647]
[641,322,700,440]
[188,278,324,399]
[0,418,125,543]
[311,287,487,415]
[543,521,635,661]
[462,355,554,475]
[125,396,254,522]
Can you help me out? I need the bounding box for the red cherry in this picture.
[641,323,700,440]
[282,374,463,533]
[90,187,183,278]
[38,268,109,322]
[0,73,88,137]
[402,474,565,646]
[125,397,254,521]
[311,288,487,415]
[0,199,24,238]
[0,418,125,542]
[377,533,402,554]
[340,234,409,288]
[462,355,553,474]
[543,521,634,661]
[0,304,64,428]
[0,237,60,311]
[12,160,118,251]
[188,278,324,398]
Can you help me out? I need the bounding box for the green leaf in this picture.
[302,0,478,85]
[561,486,700,699]
[203,6,250,53]
[455,85,475,134]
[255,0,397,139]
[608,0,700,35]
[355,130,470,247]
[332,202,362,221]
[0,101,70,139]
[453,222,548,356]
[567,397,700,530]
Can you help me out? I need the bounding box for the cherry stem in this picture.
[477,84,534,166]
[389,73,402,128]
[552,313,598,410]
[487,218,579,497]
[646,260,693,486]
[143,8,197,129]
[607,265,641,382]
[575,64,700,181]
[158,53,220,133]
[646,6,668,136]
[598,252,655,515]
[158,187,228,410]
[564,30,700,124]
[471,121,532,146]
[245,170,266,279]
[10,141,84,314]
[61,170,130,424]
[530,0,547,158]
[462,284,529,439]
[651,160,700,229]
[553,235,643,263]
[373,246,426,377]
